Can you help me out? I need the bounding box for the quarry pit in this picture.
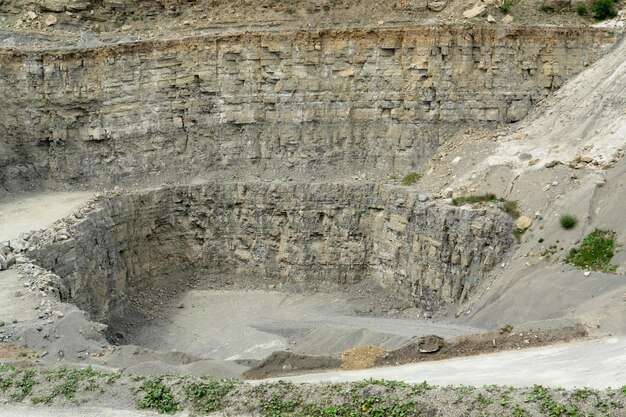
[1,2,626,412]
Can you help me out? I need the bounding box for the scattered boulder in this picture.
[10,239,28,253]
[418,335,444,353]
[515,216,533,231]
[463,5,487,19]
[44,15,58,26]
[37,1,66,12]
[501,15,514,24]
[65,1,91,12]
[487,14,496,23]
[427,0,449,12]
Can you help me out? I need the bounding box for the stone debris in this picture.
[427,0,449,12]
[502,15,514,24]
[463,5,487,19]
[44,14,58,26]
[418,335,444,353]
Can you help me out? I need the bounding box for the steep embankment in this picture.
[0,26,616,193]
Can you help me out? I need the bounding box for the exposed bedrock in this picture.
[26,183,514,335]
[0,26,616,191]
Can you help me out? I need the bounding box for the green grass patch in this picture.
[2,366,624,416]
[11,369,37,401]
[526,385,580,417]
[559,214,578,230]
[136,377,179,414]
[452,193,499,206]
[400,172,422,186]
[565,229,617,272]
[577,4,588,15]
[184,378,236,413]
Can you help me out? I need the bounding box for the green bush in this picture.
[559,214,578,230]
[577,4,588,15]
[500,0,512,14]
[565,229,617,272]
[593,0,618,20]
[400,172,422,186]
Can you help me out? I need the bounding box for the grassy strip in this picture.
[1,365,625,416]
[452,193,521,218]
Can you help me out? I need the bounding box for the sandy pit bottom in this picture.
[130,289,481,361]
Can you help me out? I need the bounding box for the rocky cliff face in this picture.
[26,183,514,328]
[0,26,615,192]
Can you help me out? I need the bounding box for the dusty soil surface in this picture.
[0,343,38,361]
[130,289,479,362]
[339,345,388,370]
[243,351,341,379]
[0,192,94,242]
[239,324,588,379]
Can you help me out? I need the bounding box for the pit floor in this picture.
[132,289,481,361]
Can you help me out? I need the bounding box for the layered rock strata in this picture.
[0,26,616,191]
[26,183,514,331]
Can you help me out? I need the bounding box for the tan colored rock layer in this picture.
[0,26,616,191]
[26,183,514,326]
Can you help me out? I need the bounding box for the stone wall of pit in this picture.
[0,26,616,191]
[27,183,514,326]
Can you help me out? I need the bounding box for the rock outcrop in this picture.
[0,26,615,192]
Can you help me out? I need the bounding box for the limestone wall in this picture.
[0,26,615,191]
[27,183,514,324]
